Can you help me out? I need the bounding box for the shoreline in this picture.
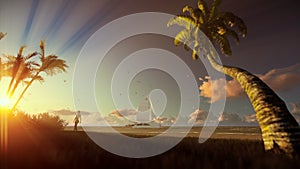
[64,126,262,140]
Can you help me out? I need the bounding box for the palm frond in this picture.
[25,52,38,60]
[209,0,222,21]
[34,75,44,83]
[192,50,199,60]
[26,61,40,68]
[218,12,247,37]
[183,39,194,51]
[18,46,26,57]
[193,9,204,24]
[183,6,203,22]
[22,80,30,85]
[40,40,45,59]
[192,41,200,60]
[40,55,68,76]
[4,54,16,61]
[224,28,240,44]
[9,66,34,96]
[183,5,194,15]
[210,19,240,44]
[198,0,209,17]
[183,44,190,51]
[167,15,196,29]
[19,67,33,80]
[174,29,191,46]
[213,33,232,56]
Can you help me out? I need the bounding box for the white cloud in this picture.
[51,109,91,116]
[188,109,208,124]
[243,114,257,123]
[154,117,175,125]
[110,109,138,118]
[188,109,246,125]
[218,112,243,124]
[188,109,221,125]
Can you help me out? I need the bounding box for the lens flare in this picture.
[0,96,11,108]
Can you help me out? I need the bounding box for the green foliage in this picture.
[31,112,68,130]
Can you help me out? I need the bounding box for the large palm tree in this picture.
[11,41,68,111]
[168,0,300,156]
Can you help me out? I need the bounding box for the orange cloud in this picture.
[199,78,243,102]
[188,109,208,124]
[199,63,300,102]
[258,63,300,91]
[110,109,138,118]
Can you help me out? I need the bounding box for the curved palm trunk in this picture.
[7,61,22,96]
[7,74,17,96]
[10,79,21,97]
[10,79,33,112]
[207,55,300,156]
[11,73,38,112]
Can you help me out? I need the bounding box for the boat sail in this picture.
[130,97,160,128]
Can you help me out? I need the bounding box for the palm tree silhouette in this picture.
[5,46,38,97]
[11,40,68,111]
[168,0,300,156]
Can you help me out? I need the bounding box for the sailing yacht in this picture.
[130,97,161,128]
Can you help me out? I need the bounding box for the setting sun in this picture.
[0,96,12,108]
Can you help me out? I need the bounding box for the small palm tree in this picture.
[5,47,38,97]
[168,0,300,156]
[11,41,68,111]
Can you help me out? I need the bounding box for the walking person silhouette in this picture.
[73,111,81,131]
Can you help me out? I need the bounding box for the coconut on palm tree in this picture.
[168,0,300,156]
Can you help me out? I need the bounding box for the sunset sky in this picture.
[0,0,299,125]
